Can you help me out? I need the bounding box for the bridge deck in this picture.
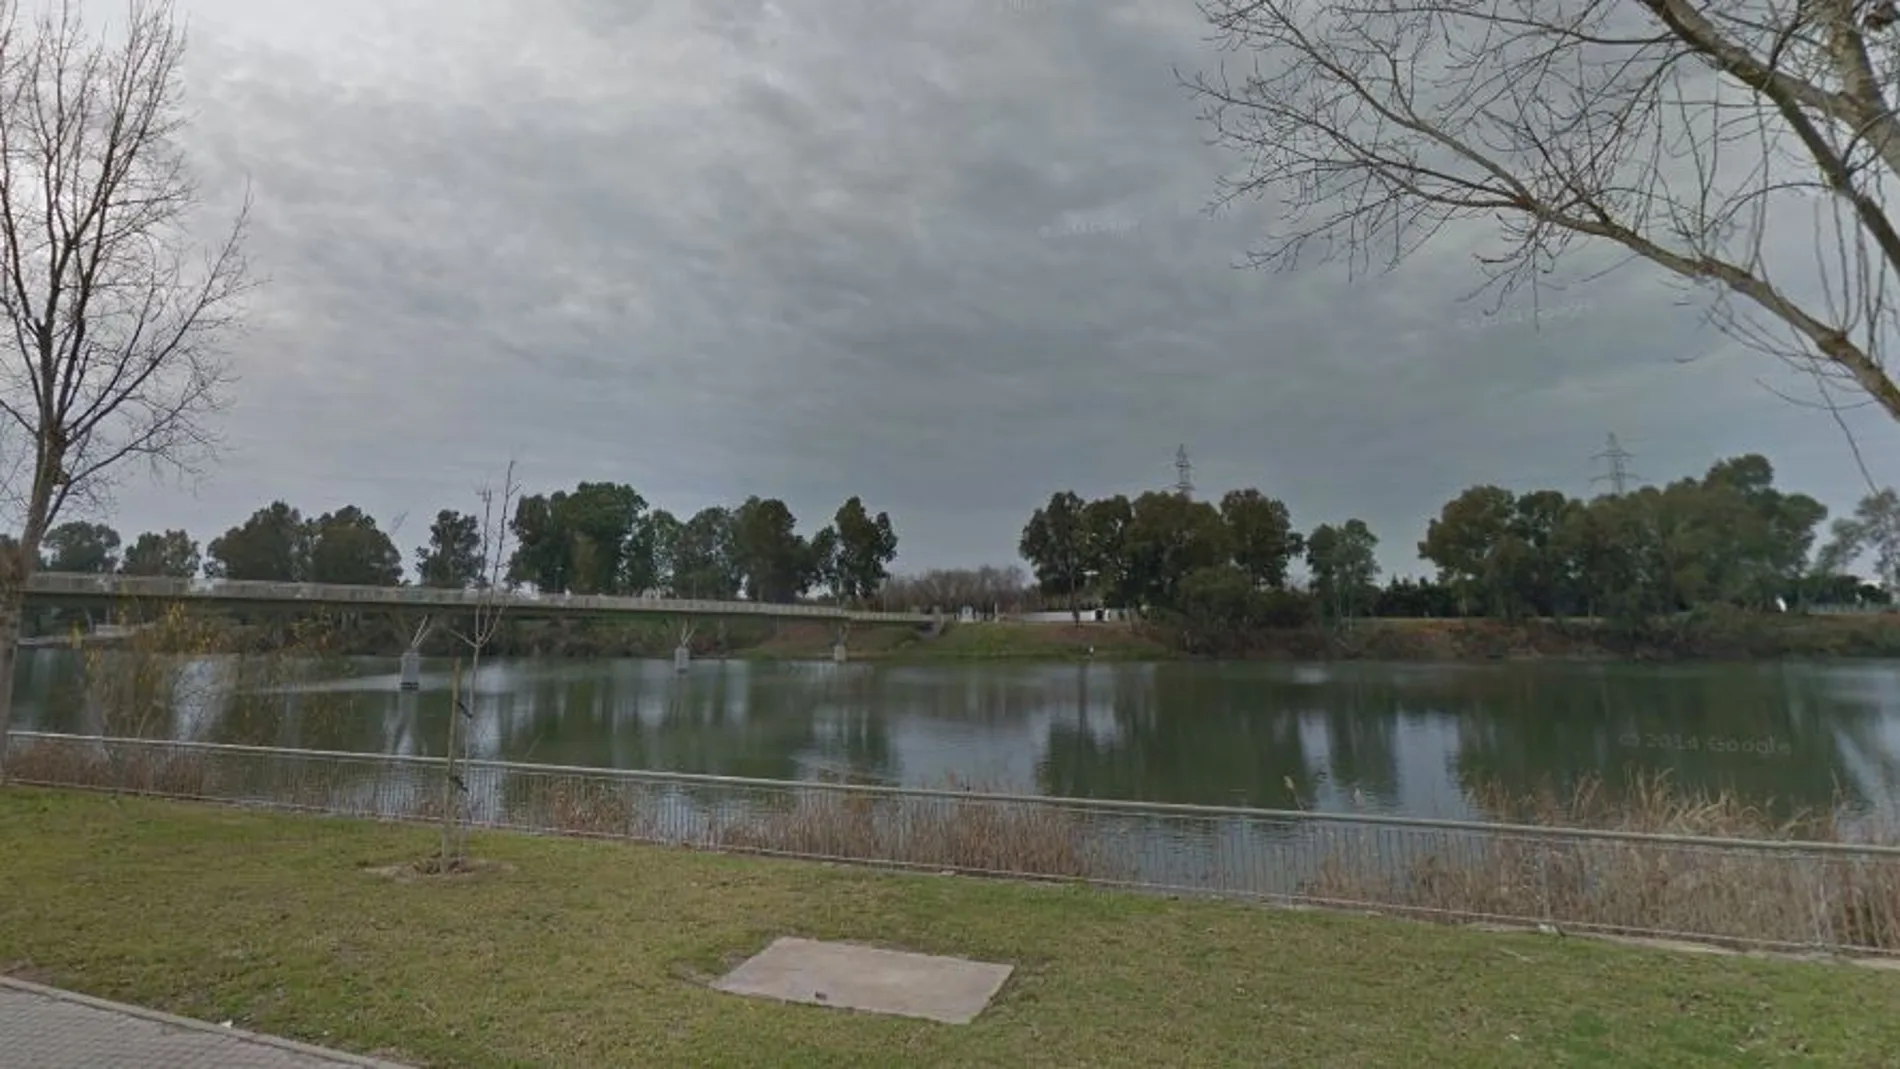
[23,573,934,625]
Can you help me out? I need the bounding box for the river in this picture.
[13,649,1900,821]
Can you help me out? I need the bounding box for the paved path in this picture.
[0,977,411,1068]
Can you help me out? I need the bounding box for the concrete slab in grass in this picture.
[712,937,1013,1024]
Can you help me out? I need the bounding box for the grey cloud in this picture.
[71,0,1900,579]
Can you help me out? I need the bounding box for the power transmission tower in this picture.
[1590,433,1640,494]
[1174,444,1195,499]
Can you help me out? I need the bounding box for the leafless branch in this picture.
[440,459,519,865]
[1183,0,1900,419]
[0,0,253,779]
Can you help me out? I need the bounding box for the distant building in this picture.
[1016,608,1130,625]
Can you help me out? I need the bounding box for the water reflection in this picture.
[14,649,1900,819]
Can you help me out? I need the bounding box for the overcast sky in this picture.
[72,0,1900,578]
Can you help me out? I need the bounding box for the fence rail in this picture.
[7,730,1900,956]
[23,571,934,625]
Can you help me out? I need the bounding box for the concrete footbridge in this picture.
[23,572,937,675]
[25,572,931,624]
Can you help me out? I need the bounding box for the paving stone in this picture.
[713,937,1013,1024]
[0,978,410,1069]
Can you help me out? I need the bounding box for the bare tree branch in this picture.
[1183,0,1900,419]
[439,459,519,869]
[0,0,253,779]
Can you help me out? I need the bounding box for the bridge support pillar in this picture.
[674,621,696,673]
[399,615,432,691]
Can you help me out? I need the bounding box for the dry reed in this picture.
[1301,772,1900,951]
[709,781,1125,880]
[10,736,1900,952]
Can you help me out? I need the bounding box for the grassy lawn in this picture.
[889,621,1173,662]
[739,621,1175,663]
[4,790,1898,1067]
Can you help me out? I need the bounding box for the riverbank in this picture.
[910,612,1900,663]
[592,619,1173,662]
[62,606,1900,663]
[864,612,1900,663]
[3,789,1896,1067]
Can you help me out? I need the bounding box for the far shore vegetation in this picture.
[16,449,1900,663]
[27,603,1900,665]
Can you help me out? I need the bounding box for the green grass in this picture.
[3,792,1898,1068]
[727,621,1175,663]
[730,623,932,662]
[887,621,1174,662]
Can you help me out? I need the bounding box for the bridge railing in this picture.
[24,572,934,624]
[8,730,1900,957]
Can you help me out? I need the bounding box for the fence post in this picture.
[1537,846,1552,924]
[1811,857,1834,950]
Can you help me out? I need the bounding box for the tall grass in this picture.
[487,771,1121,880]
[1301,773,1900,951]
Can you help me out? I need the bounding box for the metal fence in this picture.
[23,572,935,625]
[8,729,1900,957]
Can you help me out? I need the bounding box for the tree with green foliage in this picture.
[1501,490,1573,618]
[807,525,841,601]
[506,494,563,592]
[507,482,649,595]
[1220,488,1301,589]
[1166,564,1317,654]
[40,521,120,573]
[416,510,485,589]
[1419,486,1516,616]
[622,508,671,595]
[1020,491,1090,623]
[645,509,684,591]
[831,496,898,602]
[1082,494,1137,611]
[731,496,811,603]
[1123,491,1230,612]
[667,507,743,599]
[1552,498,1624,619]
[206,503,310,582]
[120,530,200,579]
[1307,519,1380,622]
[1169,565,1268,654]
[306,507,402,586]
[561,482,648,595]
[1373,576,1457,618]
[1698,455,1827,608]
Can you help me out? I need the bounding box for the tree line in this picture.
[32,486,901,605]
[1015,487,1377,646]
[1015,454,1898,647]
[33,452,1894,634]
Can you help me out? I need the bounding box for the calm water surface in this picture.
[16,650,1900,820]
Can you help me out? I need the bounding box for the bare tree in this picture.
[0,0,250,779]
[874,566,1036,615]
[1184,0,1900,422]
[435,461,519,872]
